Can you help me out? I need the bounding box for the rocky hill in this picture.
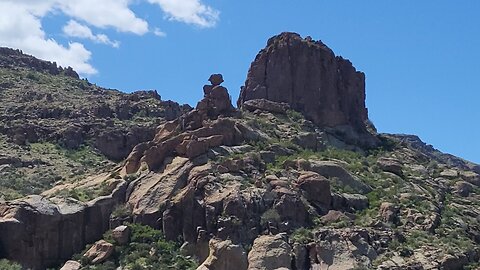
[0,33,479,270]
[0,48,190,201]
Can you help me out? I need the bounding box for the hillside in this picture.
[0,48,190,201]
[0,33,479,270]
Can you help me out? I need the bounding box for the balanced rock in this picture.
[209,74,224,86]
[198,74,235,117]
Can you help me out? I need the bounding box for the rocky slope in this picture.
[0,48,190,201]
[0,34,480,270]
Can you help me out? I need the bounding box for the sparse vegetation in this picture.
[261,209,281,226]
[77,224,197,270]
[0,259,22,270]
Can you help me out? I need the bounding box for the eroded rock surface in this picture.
[238,32,378,147]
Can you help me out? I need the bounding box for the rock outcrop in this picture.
[247,234,292,270]
[0,47,79,78]
[0,178,126,269]
[83,240,114,264]
[197,238,248,270]
[238,32,378,146]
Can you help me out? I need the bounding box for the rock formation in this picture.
[238,32,377,146]
[0,35,480,270]
[0,177,126,269]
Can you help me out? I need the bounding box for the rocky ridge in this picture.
[0,50,190,200]
[0,33,479,270]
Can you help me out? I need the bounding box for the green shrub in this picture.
[291,227,314,244]
[286,109,304,122]
[261,209,281,226]
[0,259,22,270]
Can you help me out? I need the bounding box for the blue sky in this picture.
[1,1,479,164]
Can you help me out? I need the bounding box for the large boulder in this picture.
[83,240,114,264]
[197,238,248,270]
[60,260,81,270]
[238,32,378,146]
[247,234,292,270]
[297,172,332,209]
[112,225,131,245]
[309,160,372,194]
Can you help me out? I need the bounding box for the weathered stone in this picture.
[377,158,403,176]
[112,225,131,245]
[197,238,248,270]
[248,234,292,270]
[209,74,224,86]
[332,193,369,212]
[297,172,332,208]
[293,132,320,150]
[321,210,351,224]
[238,32,378,147]
[83,240,114,264]
[309,160,372,194]
[0,179,126,269]
[440,169,458,179]
[379,202,400,224]
[60,260,81,270]
[242,99,290,114]
[454,181,473,197]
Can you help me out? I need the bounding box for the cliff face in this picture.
[238,32,372,139]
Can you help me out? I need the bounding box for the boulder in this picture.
[377,158,403,176]
[293,132,321,150]
[112,225,131,245]
[309,161,372,194]
[83,240,114,264]
[297,172,332,208]
[310,228,378,269]
[454,181,473,197]
[439,169,458,179]
[247,234,292,270]
[321,210,351,224]
[209,74,224,86]
[60,260,81,270]
[197,238,248,270]
[379,202,400,224]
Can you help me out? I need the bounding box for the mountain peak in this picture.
[238,32,376,146]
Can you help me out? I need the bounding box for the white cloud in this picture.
[0,0,220,76]
[148,0,219,28]
[153,28,167,37]
[58,0,149,35]
[63,20,120,48]
[0,2,97,75]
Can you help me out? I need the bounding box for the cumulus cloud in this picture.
[63,20,120,48]
[0,0,219,76]
[0,2,97,75]
[58,0,149,35]
[149,0,219,28]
